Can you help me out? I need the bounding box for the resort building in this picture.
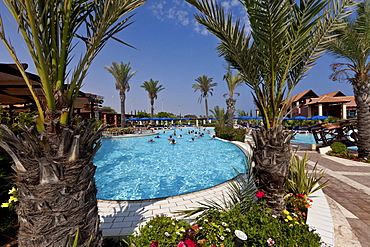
[289,89,357,119]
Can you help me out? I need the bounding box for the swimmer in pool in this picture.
[147,139,155,142]
[169,139,177,144]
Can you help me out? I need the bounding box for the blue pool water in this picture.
[291,134,316,144]
[94,128,247,200]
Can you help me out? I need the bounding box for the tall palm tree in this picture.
[325,0,370,159]
[104,61,137,127]
[223,66,243,127]
[186,0,355,215]
[140,79,165,118]
[0,0,144,246]
[192,75,218,120]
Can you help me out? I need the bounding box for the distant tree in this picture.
[101,106,117,114]
[236,109,247,117]
[192,75,218,119]
[136,111,151,118]
[140,79,165,118]
[210,106,226,126]
[156,112,176,118]
[104,61,137,126]
[184,114,197,119]
[223,66,243,127]
[326,0,370,159]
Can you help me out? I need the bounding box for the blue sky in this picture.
[0,0,354,117]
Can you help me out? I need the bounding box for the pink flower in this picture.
[184,239,196,247]
[178,242,186,247]
[267,238,275,246]
[255,191,265,199]
[150,241,159,247]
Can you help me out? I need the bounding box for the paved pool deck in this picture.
[96,139,366,246]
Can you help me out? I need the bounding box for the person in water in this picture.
[169,139,177,144]
[147,139,155,143]
[154,135,160,138]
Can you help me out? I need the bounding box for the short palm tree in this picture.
[192,75,218,119]
[0,0,144,246]
[187,0,355,215]
[223,66,243,127]
[210,105,226,126]
[140,79,165,118]
[104,61,137,127]
[325,0,370,159]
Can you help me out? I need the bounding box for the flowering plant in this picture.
[255,191,265,199]
[1,187,18,209]
[284,193,312,223]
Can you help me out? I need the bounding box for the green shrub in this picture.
[214,126,246,142]
[127,215,192,246]
[330,142,347,154]
[127,203,322,247]
[286,152,329,196]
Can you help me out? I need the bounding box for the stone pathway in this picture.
[297,151,370,247]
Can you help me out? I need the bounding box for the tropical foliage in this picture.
[0,0,145,246]
[104,61,137,126]
[325,0,370,159]
[141,79,165,118]
[186,0,356,215]
[209,105,226,126]
[192,75,218,120]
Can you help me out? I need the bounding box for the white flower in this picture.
[171,222,176,226]
[204,219,209,222]
[220,236,225,240]
[181,229,186,232]
[272,215,277,218]
[225,228,231,232]
[164,232,170,237]
[199,226,203,230]
[176,232,180,235]
[149,225,153,228]
[222,222,227,226]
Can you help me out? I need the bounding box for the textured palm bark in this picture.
[352,82,370,159]
[251,127,295,216]
[0,123,104,247]
[120,91,126,127]
[226,98,236,128]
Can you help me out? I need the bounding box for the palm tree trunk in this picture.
[226,98,236,128]
[0,123,104,247]
[251,127,295,216]
[120,90,126,127]
[205,97,209,120]
[150,98,155,119]
[353,82,370,158]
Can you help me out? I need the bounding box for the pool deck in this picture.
[96,138,369,246]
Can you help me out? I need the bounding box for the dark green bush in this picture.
[214,126,246,142]
[330,142,347,154]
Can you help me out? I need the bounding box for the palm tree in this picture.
[186,0,355,215]
[0,0,144,246]
[223,66,243,127]
[210,105,226,126]
[104,61,137,127]
[140,79,165,118]
[192,75,218,120]
[325,0,370,159]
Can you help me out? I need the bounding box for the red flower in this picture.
[150,241,159,247]
[255,191,265,199]
[184,239,196,247]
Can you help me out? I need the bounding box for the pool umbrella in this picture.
[282,117,292,120]
[310,115,328,120]
[125,118,138,121]
[140,117,150,121]
[291,116,309,120]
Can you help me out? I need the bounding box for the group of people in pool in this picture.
[147,128,215,144]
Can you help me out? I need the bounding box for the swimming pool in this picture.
[291,133,316,144]
[94,128,247,200]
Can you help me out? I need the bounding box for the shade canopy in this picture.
[310,115,329,120]
[291,116,309,120]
